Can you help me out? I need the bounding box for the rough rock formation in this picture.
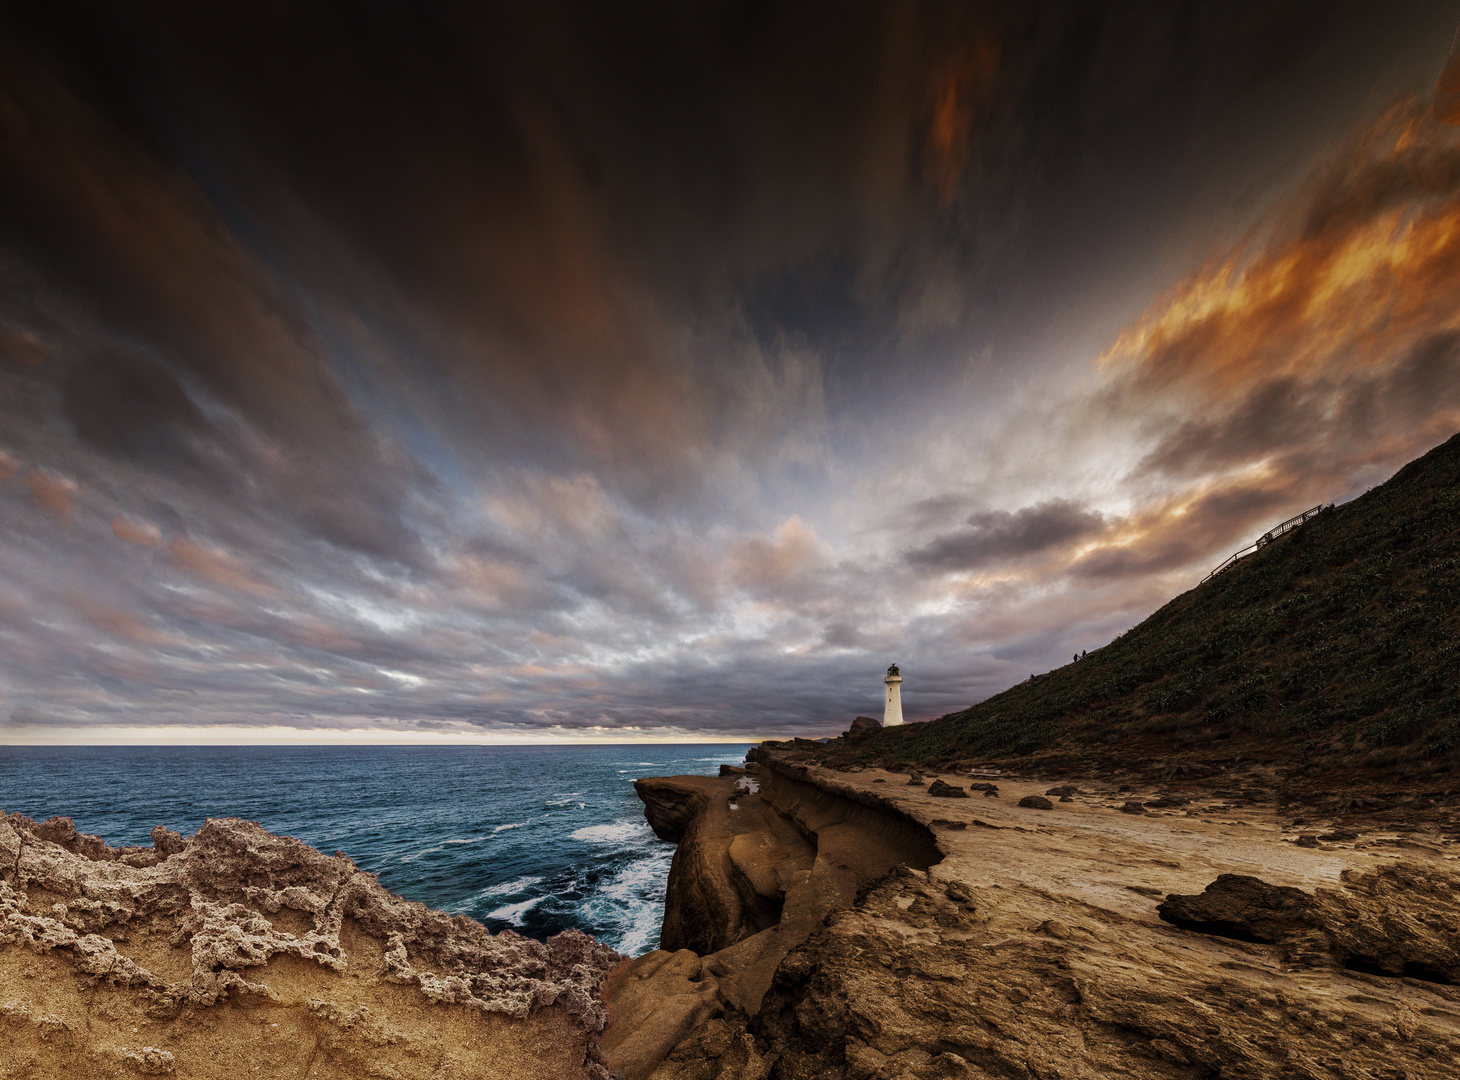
[606,748,1460,1079]
[634,775,813,956]
[606,763,939,1078]
[1158,873,1320,943]
[0,812,621,1079]
[1162,865,1460,981]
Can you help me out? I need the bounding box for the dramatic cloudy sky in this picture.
[3,2,1460,743]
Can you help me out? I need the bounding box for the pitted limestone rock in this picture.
[0,812,622,1080]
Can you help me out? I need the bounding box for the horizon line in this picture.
[0,725,785,747]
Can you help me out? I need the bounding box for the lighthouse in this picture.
[883,663,904,726]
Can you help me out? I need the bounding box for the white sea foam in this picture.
[492,821,527,833]
[580,850,672,955]
[571,820,653,845]
[610,914,659,957]
[480,875,544,898]
[486,897,541,926]
[439,874,546,917]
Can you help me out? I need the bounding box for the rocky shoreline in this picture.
[5,750,1458,1080]
[0,812,621,1079]
[605,744,1460,1079]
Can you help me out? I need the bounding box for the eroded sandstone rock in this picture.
[0,812,621,1079]
[710,866,1460,1079]
[1158,873,1319,943]
[616,746,1460,1080]
[1159,865,1460,983]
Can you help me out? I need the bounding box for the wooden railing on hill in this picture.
[1200,504,1328,585]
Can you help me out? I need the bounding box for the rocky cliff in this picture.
[0,812,622,1079]
[606,747,1460,1080]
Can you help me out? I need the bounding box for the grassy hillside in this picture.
[856,430,1460,776]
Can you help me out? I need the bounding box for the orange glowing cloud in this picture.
[727,516,831,594]
[112,516,166,547]
[68,595,177,648]
[1009,100,1460,589]
[27,469,76,522]
[0,324,48,368]
[1100,103,1460,436]
[925,35,998,206]
[168,537,277,597]
[0,449,18,480]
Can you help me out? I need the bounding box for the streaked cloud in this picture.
[0,4,1457,740]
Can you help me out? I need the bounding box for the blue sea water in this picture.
[0,744,749,956]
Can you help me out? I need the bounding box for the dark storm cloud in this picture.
[908,500,1108,571]
[60,346,218,467]
[1136,333,1460,485]
[0,38,433,565]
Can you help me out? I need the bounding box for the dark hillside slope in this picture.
[857,430,1460,779]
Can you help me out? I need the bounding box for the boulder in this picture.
[848,716,882,732]
[1045,785,1079,797]
[1018,796,1053,810]
[1120,801,1147,814]
[927,780,969,799]
[1158,874,1318,944]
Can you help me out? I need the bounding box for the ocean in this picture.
[0,743,750,956]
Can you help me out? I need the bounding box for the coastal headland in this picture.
[605,744,1460,1079]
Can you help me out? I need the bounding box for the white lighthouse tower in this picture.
[883,663,904,726]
